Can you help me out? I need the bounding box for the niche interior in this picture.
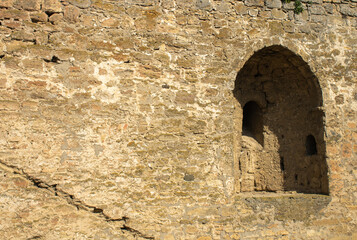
[234,45,329,194]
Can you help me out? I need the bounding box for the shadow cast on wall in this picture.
[234,45,329,195]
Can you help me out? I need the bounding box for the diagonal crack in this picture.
[0,160,155,239]
[121,225,155,239]
[0,160,123,222]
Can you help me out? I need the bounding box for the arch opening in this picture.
[242,101,263,146]
[234,45,329,195]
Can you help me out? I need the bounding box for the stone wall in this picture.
[0,0,356,239]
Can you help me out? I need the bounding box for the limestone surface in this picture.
[0,0,356,239]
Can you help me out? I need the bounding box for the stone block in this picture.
[234,2,247,14]
[22,59,43,70]
[30,11,48,23]
[259,10,272,18]
[64,5,80,23]
[1,20,21,29]
[196,0,212,10]
[272,9,287,19]
[309,5,326,15]
[176,56,196,69]
[0,78,7,88]
[14,0,41,10]
[101,18,119,28]
[342,143,352,158]
[0,100,20,111]
[248,8,259,17]
[175,91,195,104]
[266,0,281,8]
[310,14,327,23]
[11,30,35,42]
[217,27,232,39]
[43,0,63,13]
[0,0,14,8]
[6,40,33,52]
[217,2,231,13]
[283,21,295,33]
[241,174,255,191]
[245,0,264,7]
[13,177,30,188]
[0,9,31,21]
[68,0,91,9]
[22,101,39,111]
[282,1,294,10]
[49,13,63,23]
[340,4,357,16]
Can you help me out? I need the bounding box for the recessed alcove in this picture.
[242,101,263,146]
[234,45,329,195]
[306,135,318,156]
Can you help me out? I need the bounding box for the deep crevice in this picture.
[43,55,60,63]
[27,236,42,240]
[45,11,55,17]
[121,225,155,239]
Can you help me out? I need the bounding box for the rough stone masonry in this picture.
[0,0,356,239]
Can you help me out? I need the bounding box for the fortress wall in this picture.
[0,0,356,239]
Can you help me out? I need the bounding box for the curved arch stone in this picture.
[234,45,329,194]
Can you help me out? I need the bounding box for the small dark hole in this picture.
[27,236,42,240]
[44,56,60,63]
[93,208,103,213]
[162,84,169,89]
[306,135,317,155]
[254,72,262,77]
[51,56,60,63]
[45,11,54,17]
[295,174,298,181]
[31,18,41,23]
[242,101,263,145]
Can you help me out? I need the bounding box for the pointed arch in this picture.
[234,45,329,194]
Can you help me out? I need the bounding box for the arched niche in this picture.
[242,101,263,146]
[234,45,329,195]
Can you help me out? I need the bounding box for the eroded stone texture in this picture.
[0,0,356,239]
[235,46,328,194]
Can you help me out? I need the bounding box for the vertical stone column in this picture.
[240,136,262,192]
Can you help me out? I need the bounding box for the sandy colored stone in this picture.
[68,0,91,9]
[30,11,48,22]
[0,0,355,239]
[13,0,41,10]
[64,5,80,22]
[49,13,63,23]
[0,0,14,8]
[43,0,63,13]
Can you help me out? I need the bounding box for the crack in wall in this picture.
[0,160,155,240]
[121,225,155,239]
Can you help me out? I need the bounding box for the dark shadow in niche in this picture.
[242,101,263,146]
[233,45,329,195]
[306,135,317,155]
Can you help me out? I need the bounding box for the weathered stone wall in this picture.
[0,0,356,239]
